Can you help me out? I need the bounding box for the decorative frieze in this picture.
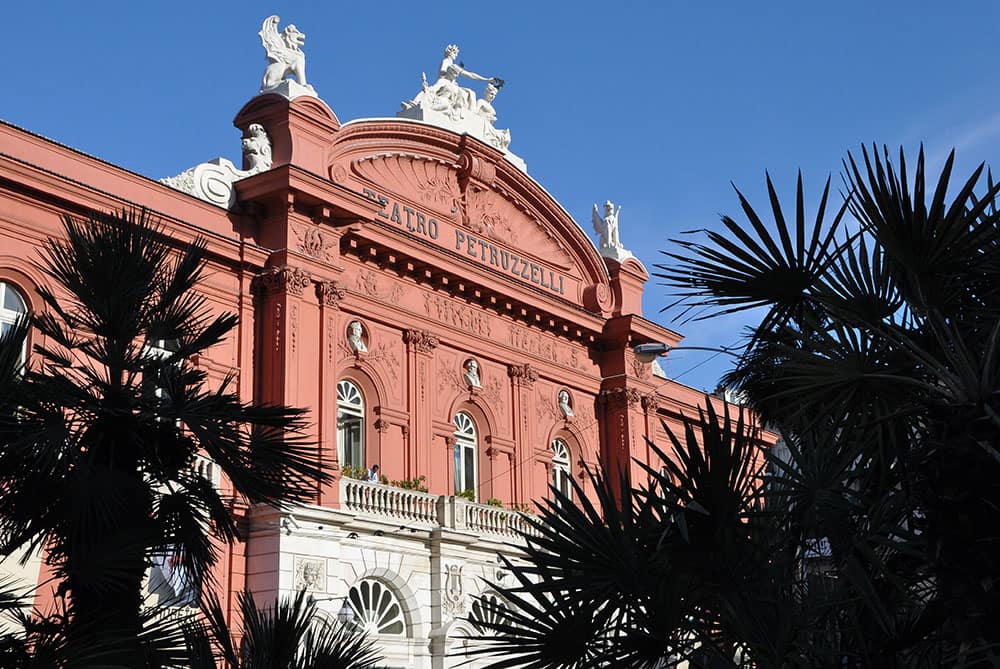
[252,265,312,296]
[403,328,440,353]
[507,363,538,388]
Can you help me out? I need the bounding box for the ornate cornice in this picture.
[403,328,440,353]
[507,363,539,388]
[252,265,312,297]
[316,279,346,308]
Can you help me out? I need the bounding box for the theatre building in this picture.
[0,22,763,668]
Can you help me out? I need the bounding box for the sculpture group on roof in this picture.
[258,15,316,98]
[400,45,512,153]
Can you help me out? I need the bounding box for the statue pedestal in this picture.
[396,107,527,173]
[258,80,318,101]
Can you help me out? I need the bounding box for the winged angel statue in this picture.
[258,15,315,94]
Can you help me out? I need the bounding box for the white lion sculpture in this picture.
[258,15,313,93]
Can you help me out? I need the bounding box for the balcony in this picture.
[339,478,538,540]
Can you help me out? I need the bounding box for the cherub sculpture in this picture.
[258,15,312,93]
[592,200,623,251]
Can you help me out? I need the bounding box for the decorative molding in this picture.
[356,270,404,304]
[641,393,661,414]
[601,386,643,408]
[252,265,312,297]
[291,223,338,261]
[316,280,346,308]
[507,363,538,388]
[293,556,326,592]
[442,564,466,618]
[374,418,391,434]
[403,328,440,353]
[444,435,457,448]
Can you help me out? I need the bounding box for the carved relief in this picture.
[536,394,561,421]
[293,556,326,592]
[356,269,405,304]
[641,393,661,414]
[351,154,461,219]
[273,303,282,352]
[374,418,391,434]
[602,387,643,408]
[291,224,338,261]
[508,324,584,370]
[316,280,346,309]
[507,363,538,388]
[423,294,493,337]
[629,352,652,380]
[290,304,298,353]
[252,265,312,296]
[403,328,440,353]
[442,564,466,618]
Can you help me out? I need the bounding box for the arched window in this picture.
[551,438,572,503]
[345,578,406,636]
[0,282,28,365]
[453,412,478,500]
[338,380,365,469]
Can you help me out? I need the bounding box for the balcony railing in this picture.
[339,478,538,539]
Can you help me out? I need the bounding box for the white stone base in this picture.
[259,79,318,101]
[396,107,527,173]
[599,245,635,262]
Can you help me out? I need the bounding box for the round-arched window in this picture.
[470,592,510,634]
[345,578,406,636]
[0,282,28,365]
[337,380,365,469]
[551,438,572,504]
[453,412,478,500]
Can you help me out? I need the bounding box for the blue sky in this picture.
[5,1,1000,391]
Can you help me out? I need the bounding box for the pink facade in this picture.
[0,92,773,664]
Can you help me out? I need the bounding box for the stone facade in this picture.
[0,82,765,665]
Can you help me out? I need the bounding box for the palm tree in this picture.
[472,146,1000,668]
[190,589,382,669]
[0,208,329,667]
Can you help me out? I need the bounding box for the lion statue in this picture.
[258,15,313,93]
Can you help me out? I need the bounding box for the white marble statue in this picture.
[592,200,634,261]
[558,390,574,418]
[463,359,481,388]
[160,125,274,209]
[258,15,316,98]
[347,321,367,353]
[476,82,511,151]
[398,45,526,171]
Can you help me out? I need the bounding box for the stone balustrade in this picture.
[339,478,536,539]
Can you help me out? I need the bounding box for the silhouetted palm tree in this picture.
[0,209,329,667]
[189,589,382,669]
[472,146,1000,668]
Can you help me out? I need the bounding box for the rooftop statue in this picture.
[258,15,316,98]
[398,45,524,171]
[592,200,634,261]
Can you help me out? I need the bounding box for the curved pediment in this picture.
[327,120,613,314]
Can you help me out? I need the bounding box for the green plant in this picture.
[339,465,368,481]
[485,497,503,507]
[455,489,476,502]
[507,502,534,514]
[389,475,428,493]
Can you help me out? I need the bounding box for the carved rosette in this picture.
[252,265,312,296]
[507,363,539,388]
[601,387,643,409]
[403,329,440,353]
[316,280,347,308]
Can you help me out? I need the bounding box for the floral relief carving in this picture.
[374,418,391,434]
[507,363,538,388]
[251,265,312,296]
[404,328,440,353]
[641,393,661,413]
[601,387,643,408]
[351,153,461,219]
[290,304,298,353]
[630,354,652,380]
[316,280,346,309]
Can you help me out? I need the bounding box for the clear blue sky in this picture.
[5,2,1000,391]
